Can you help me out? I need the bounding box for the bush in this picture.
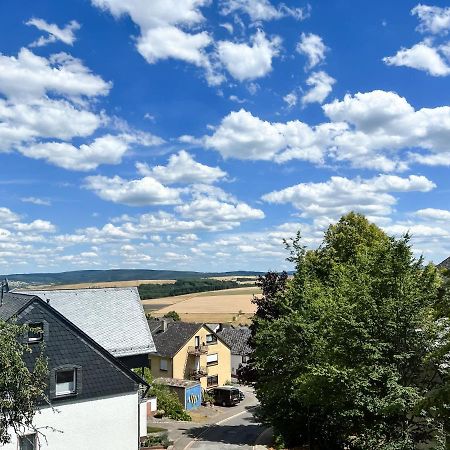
[141,432,170,448]
[151,383,191,421]
[162,311,180,321]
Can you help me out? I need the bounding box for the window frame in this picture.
[27,322,44,343]
[50,365,82,399]
[207,375,218,387]
[19,433,37,450]
[206,353,218,366]
[160,358,168,372]
[206,333,217,345]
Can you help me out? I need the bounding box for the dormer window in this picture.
[56,369,77,396]
[27,322,43,343]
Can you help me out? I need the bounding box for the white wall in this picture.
[4,392,139,450]
[231,354,243,375]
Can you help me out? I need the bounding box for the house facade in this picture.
[148,320,231,389]
[217,326,252,377]
[1,292,147,450]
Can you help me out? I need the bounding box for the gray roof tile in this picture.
[16,287,155,357]
[217,327,252,356]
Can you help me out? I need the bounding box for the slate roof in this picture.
[0,292,36,320]
[438,256,450,269]
[16,287,155,358]
[217,326,252,356]
[148,319,202,358]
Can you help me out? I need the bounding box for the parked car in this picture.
[207,386,241,406]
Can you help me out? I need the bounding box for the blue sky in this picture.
[1,0,450,274]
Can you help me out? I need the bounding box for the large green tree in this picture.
[0,321,47,444]
[250,212,450,449]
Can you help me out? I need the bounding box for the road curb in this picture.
[253,427,273,449]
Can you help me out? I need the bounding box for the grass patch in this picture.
[147,426,167,434]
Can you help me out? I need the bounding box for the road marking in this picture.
[183,410,249,450]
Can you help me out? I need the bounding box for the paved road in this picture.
[185,406,263,450]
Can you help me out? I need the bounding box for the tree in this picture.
[163,311,180,321]
[0,321,48,444]
[250,212,449,449]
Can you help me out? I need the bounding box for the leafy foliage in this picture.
[249,212,450,449]
[138,278,252,300]
[0,321,48,444]
[138,368,191,421]
[163,311,181,321]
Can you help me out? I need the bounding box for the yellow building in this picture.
[148,320,232,389]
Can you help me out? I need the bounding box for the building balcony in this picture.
[187,345,208,355]
[189,367,208,380]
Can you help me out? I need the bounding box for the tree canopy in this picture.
[0,321,48,444]
[249,212,450,449]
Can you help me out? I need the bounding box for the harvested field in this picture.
[143,286,261,325]
[33,279,176,290]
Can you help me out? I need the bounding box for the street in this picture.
[184,406,263,449]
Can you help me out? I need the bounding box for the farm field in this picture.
[142,286,261,325]
[33,279,176,290]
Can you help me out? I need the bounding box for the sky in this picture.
[1,0,450,274]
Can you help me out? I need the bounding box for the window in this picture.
[207,375,218,387]
[160,358,168,371]
[55,369,76,396]
[206,334,217,345]
[242,355,249,364]
[19,434,36,450]
[27,322,44,343]
[206,353,218,366]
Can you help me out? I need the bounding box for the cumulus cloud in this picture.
[301,71,335,105]
[219,0,309,22]
[412,4,450,35]
[91,0,222,85]
[296,32,327,70]
[136,150,227,185]
[283,91,297,108]
[0,48,110,101]
[262,174,436,218]
[204,90,450,170]
[383,41,450,76]
[217,30,281,81]
[84,174,182,206]
[414,208,450,220]
[20,133,162,171]
[26,18,81,47]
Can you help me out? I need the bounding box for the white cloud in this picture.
[301,71,335,105]
[136,150,227,185]
[21,197,51,206]
[91,0,222,85]
[283,91,297,108]
[0,207,20,223]
[262,174,435,218]
[13,219,56,233]
[84,174,182,206]
[20,133,162,171]
[219,0,309,22]
[383,41,450,76]
[0,48,110,101]
[176,186,265,223]
[217,30,281,81]
[204,108,339,163]
[203,90,450,170]
[26,18,81,47]
[296,32,327,70]
[415,208,450,220]
[412,4,450,35]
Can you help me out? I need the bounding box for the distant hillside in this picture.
[1,269,266,286]
[437,257,450,269]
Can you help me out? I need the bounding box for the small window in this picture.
[19,434,36,450]
[28,322,43,343]
[206,334,217,345]
[207,375,218,387]
[160,358,168,371]
[55,369,76,396]
[242,355,249,364]
[207,353,218,366]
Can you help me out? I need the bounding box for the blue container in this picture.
[185,384,202,410]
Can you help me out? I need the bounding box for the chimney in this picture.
[162,318,169,332]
